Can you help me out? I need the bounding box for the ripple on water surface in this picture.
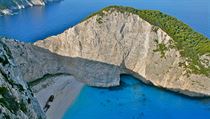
[63,75,210,119]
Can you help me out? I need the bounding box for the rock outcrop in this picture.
[0,36,122,118]
[6,39,121,87]
[35,7,210,97]
[0,0,61,15]
[0,38,45,119]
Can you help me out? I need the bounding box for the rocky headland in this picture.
[35,6,210,97]
[0,0,61,15]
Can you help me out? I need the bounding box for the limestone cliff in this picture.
[1,36,122,118]
[0,38,45,119]
[35,6,210,97]
[0,0,61,15]
[5,39,120,87]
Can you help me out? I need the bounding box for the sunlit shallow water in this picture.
[63,75,210,119]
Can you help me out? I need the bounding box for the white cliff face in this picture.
[6,40,121,87]
[35,11,210,97]
[1,36,122,119]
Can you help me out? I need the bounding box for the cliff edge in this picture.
[0,38,46,119]
[1,36,122,118]
[35,6,210,97]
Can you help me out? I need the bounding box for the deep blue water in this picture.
[0,0,209,42]
[63,75,210,119]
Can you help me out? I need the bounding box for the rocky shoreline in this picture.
[0,0,61,15]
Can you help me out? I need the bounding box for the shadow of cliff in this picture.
[3,38,210,99]
[29,45,210,99]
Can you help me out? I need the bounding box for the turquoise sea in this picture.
[0,0,209,119]
[63,75,210,119]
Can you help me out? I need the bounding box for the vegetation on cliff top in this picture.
[84,6,210,76]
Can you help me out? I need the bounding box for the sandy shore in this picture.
[32,75,84,119]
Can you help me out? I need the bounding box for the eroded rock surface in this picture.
[0,37,122,118]
[35,9,210,97]
[0,38,45,119]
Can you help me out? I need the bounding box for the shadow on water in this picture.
[63,74,210,119]
[90,74,210,103]
[88,74,210,108]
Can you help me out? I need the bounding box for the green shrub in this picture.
[84,6,210,76]
[0,95,19,113]
[20,100,27,113]
[0,87,8,94]
[153,43,168,58]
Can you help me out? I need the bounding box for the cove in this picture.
[63,75,210,119]
[0,0,209,119]
[0,0,209,42]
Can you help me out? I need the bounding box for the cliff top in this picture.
[84,6,210,76]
